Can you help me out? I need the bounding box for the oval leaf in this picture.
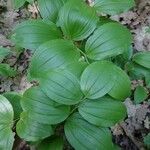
[3,92,22,120]
[85,22,132,60]
[16,112,53,142]
[12,20,62,51]
[93,0,135,15]
[81,61,131,100]
[39,70,83,105]
[0,95,14,150]
[65,61,88,79]
[58,0,98,41]
[108,65,131,100]
[65,113,115,150]
[21,87,70,124]
[38,0,67,23]
[80,61,115,99]
[134,86,148,104]
[29,39,80,79]
[79,96,127,127]
[133,52,150,69]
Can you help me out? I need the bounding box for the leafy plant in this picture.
[0,47,16,77]
[2,0,150,149]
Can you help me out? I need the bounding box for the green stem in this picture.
[77,49,90,64]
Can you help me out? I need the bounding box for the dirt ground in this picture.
[0,0,150,150]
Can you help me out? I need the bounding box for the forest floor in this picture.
[0,0,150,150]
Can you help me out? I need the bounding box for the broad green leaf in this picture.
[85,22,132,60]
[16,112,53,142]
[57,0,98,41]
[13,0,26,9]
[133,52,150,69]
[0,64,17,77]
[0,95,14,150]
[3,92,22,120]
[80,61,114,99]
[79,96,127,127]
[0,47,11,62]
[65,113,115,150]
[93,0,135,15]
[39,70,83,105]
[65,61,88,79]
[134,86,148,104]
[12,20,62,51]
[81,61,131,100]
[38,136,63,150]
[127,62,150,79]
[21,87,70,124]
[108,64,131,100]
[144,133,150,149]
[38,0,67,23]
[29,39,80,79]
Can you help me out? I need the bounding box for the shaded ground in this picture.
[0,0,150,149]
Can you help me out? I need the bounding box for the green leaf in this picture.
[80,61,131,100]
[134,86,148,104]
[39,70,83,105]
[144,133,150,149]
[16,112,53,142]
[0,95,14,150]
[29,39,80,79]
[79,96,127,127]
[0,47,11,62]
[127,62,150,79]
[3,92,22,120]
[65,61,88,79]
[38,0,67,23]
[38,136,63,150]
[0,64,17,77]
[12,20,62,51]
[85,22,132,60]
[57,0,98,41]
[93,0,135,15]
[80,61,114,99]
[65,113,115,150]
[133,52,150,69]
[108,64,131,100]
[21,87,70,124]
[13,0,26,9]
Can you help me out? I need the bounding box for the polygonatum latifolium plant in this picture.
[1,0,150,149]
